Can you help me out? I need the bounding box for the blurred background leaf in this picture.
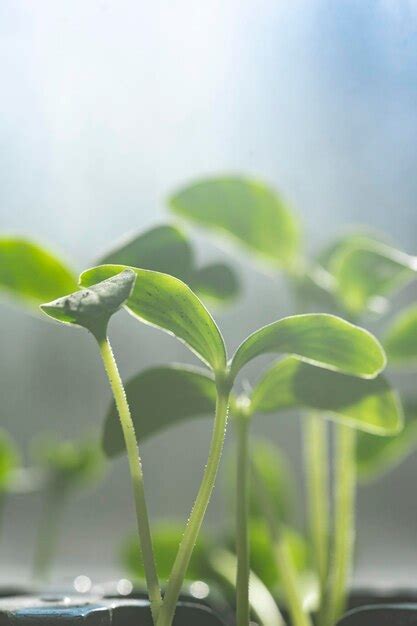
[384,305,417,367]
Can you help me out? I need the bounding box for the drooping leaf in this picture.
[0,238,77,309]
[34,438,104,489]
[356,403,417,481]
[384,305,417,367]
[40,269,136,335]
[0,430,20,491]
[103,365,218,458]
[80,265,227,372]
[191,263,240,304]
[250,357,402,435]
[98,224,194,283]
[330,240,417,316]
[170,176,300,271]
[121,522,210,582]
[230,314,386,381]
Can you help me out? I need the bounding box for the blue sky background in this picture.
[1,1,417,583]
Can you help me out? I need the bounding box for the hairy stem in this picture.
[235,416,250,626]
[156,389,229,626]
[251,462,313,626]
[32,482,66,581]
[98,336,161,623]
[324,424,356,626]
[304,415,329,610]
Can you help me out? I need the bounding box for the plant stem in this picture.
[304,415,329,609]
[156,388,230,626]
[323,425,356,626]
[32,482,66,581]
[98,336,161,623]
[235,415,250,626]
[251,462,313,626]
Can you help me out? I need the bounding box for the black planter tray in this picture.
[338,604,417,625]
[0,595,227,625]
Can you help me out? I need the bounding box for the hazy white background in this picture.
[1,0,417,585]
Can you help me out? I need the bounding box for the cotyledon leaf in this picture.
[0,238,77,309]
[80,265,227,373]
[170,176,300,271]
[40,269,136,335]
[230,313,386,381]
[103,365,219,458]
[191,262,240,304]
[384,305,417,367]
[249,356,402,435]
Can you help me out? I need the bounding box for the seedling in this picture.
[169,175,415,624]
[101,317,398,626]
[31,437,103,581]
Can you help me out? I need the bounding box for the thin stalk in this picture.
[304,415,329,610]
[98,335,161,622]
[235,416,250,626]
[251,462,313,626]
[32,482,66,581]
[323,425,356,626]
[156,388,230,626]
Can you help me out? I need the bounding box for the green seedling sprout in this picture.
[100,311,397,626]
[169,175,416,624]
[32,437,103,581]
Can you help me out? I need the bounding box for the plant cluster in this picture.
[0,176,416,626]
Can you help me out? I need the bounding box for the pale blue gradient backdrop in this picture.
[0,1,416,584]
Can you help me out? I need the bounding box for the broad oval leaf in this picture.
[356,403,417,481]
[330,240,417,316]
[230,314,386,381]
[0,238,77,309]
[121,522,210,582]
[98,224,194,283]
[191,263,240,304]
[384,305,417,367]
[170,176,300,271]
[80,265,227,372]
[103,365,217,458]
[250,357,402,435]
[40,269,136,335]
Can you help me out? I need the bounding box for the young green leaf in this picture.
[230,314,386,381]
[356,403,417,482]
[249,357,402,435]
[98,224,194,283]
[330,240,417,316]
[384,305,417,366]
[34,438,104,489]
[80,265,227,372]
[0,430,20,491]
[191,263,240,304]
[40,269,136,336]
[170,176,300,271]
[0,238,77,309]
[103,365,218,458]
[121,522,210,583]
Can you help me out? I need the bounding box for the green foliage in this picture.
[41,269,136,336]
[121,522,210,582]
[356,403,417,482]
[0,430,20,491]
[170,176,300,271]
[103,365,218,458]
[0,238,77,309]
[250,357,402,435]
[191,263,239,304]
[384,305,417,367]
[230,314,386,381]
[80,265,227,372]
[34,438,104,489]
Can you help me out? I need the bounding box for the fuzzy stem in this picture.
[304,415,329,609]
[98,336,161,622]
[156,388,229,626]
[323,424,356,626]
[251,462,313,626]
[32,482,66,581]
[235,416,250,626]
